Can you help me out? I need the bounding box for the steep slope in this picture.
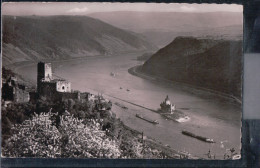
[2,15,155,66]
[141,37,242,98]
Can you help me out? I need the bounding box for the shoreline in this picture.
[128,65,242,105]
[4,50,152,72]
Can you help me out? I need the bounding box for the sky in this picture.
[2,2,243,16]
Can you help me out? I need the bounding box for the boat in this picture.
[136,114,159,124]
[120,87,122,89]
[182,130,215,143]
[114,102,128,109]
[127,89,130,91]
[110,72,116,77]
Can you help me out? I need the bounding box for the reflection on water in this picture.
[16,53,241,159]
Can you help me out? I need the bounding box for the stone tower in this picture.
[37,62,53,93]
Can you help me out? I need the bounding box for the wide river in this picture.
[15,52,241,159]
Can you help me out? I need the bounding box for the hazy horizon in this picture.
[2,11,243,17]
[2,2,242,16]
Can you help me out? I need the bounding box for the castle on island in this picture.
[160,95,176,114]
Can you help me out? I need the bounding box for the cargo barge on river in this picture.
[114,102,128,109]
[136,114,159,124]
[182,130,215,143]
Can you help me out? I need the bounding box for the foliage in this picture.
[59,116,121,158]
[2,110,167,158]
[1,102,36,144]
[3,112,62,157]
[2,112,122,158]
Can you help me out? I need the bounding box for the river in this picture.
[14,52,241,159]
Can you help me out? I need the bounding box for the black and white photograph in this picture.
[1,2,243,159]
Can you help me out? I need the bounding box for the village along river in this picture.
[15,52,241,159]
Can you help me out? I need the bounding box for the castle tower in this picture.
[37,62,53,93]
[165,95,171,105]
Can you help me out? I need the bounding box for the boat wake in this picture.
[176,116,190,123]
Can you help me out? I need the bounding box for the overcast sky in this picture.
[2,2,243,16]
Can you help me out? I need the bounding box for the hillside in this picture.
[141,37,242,98]
[88,12,243,47]
[142,24,242,47]
[2,15,155,66]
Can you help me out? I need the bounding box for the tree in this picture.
[3,112,62,157]
[3,112,122,158]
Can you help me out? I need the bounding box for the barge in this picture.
[182,130,215,143]
[115,102,128,109]
[136,114,159,124]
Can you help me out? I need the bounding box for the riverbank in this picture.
[128,65,242,105]
[5,50,151,73]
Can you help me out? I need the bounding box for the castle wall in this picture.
[37,62,77,102]
[39,81,79,102]
[56,81,71,92]
[44,63,52,81]
[38,82,58,101]
[59,92,79,101]
[14,88,30,103]
[2,78,29,103]
[37,62,53,93]
[37,62,45,93]
[2,83,15,101]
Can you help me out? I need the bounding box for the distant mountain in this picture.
[141,37,242,98]
[141,24,243,47]
[88,12,243,47]
[2,15,155,66]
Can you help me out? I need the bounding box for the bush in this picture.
[2,112,122,158]
[2,112,62,157]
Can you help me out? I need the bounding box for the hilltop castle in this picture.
[37,62,78,101]
[2,62,112,111]
[36,62,111,110]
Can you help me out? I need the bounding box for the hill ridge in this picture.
[141,37,242,98]
[2,15,155,66]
